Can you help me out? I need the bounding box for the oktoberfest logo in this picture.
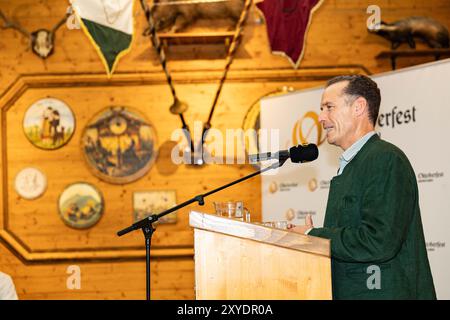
[285,208,295,221]
[292,111,326,147]
[269,181,278,194]
[308,178,318,192]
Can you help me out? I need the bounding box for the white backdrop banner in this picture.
[260,59,450,299]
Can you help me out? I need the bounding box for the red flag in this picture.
[257,0,323,68]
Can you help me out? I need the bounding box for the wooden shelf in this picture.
[158,31,235,48]
[376,49,450,70]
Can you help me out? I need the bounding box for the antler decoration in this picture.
[0,9,69,59]
[0,9,31,37]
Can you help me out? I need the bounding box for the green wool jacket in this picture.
[308,135,436,300]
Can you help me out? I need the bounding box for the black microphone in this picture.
[249,144,318,164]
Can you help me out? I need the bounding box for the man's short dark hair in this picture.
[326,75,381,126]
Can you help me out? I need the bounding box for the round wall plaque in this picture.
[58,182,104,229]
[23,97,75,150]
[81,106,158,184]
[14,167,47,200]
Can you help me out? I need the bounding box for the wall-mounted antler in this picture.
[0,9,69,59]
[0,9,31,37]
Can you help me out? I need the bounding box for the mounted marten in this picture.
[369,16,450,50]
[151,0,245,33]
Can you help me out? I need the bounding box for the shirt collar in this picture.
[340,131,377,163]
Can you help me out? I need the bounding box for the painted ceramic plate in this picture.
[58,182,104,229]
[81,106,158,184]
[23,97,75,150]
[14,167,47,200]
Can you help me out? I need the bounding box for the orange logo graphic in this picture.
[285,208,295,221]
[269,181,278,194]
[292,111,326,146]
[308,178,318,192]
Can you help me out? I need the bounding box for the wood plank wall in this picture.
[0,0,449,299]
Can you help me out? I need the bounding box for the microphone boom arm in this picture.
[117,159,287,237]
[116,158,288,300]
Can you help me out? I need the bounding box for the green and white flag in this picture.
[71,0,134,76]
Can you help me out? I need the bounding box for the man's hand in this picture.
[287,214,314,234]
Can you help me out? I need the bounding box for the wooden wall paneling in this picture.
[0,0,449,300]
[1,69,357,261]
[1,1,449,93]
[0,242,195,299]
[0,69,356,299]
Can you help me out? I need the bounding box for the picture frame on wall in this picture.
[23,97,75,150]
[58,182,104,229]
[133,190,177,224]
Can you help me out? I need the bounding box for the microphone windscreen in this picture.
[289,144,319,163]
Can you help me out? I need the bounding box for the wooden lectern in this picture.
[189,211,332,300]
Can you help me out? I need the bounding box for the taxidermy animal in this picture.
[369,16,450,50]
[0,9,69,59]
[151,0,245,33]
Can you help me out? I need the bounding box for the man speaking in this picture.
[289,75,436,299]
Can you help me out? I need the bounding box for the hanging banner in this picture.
[256,0,323,68]
[261,59,450,299]
[71,0,134,76]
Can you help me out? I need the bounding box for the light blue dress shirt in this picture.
[337,131,377,176]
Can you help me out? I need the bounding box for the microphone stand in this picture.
[117,158,288,300]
